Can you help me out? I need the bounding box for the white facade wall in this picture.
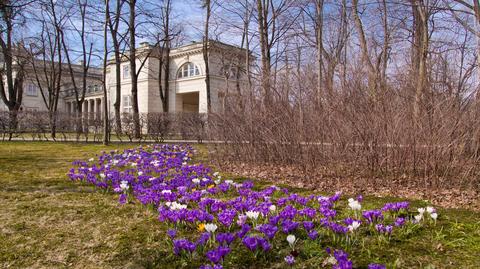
[1,41,248,115]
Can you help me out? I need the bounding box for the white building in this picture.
[4,40,249,117]
[105,40,248,115]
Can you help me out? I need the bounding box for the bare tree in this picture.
[202,0,212,112]
[410,0,432,123]
[157,0,174,113]
[0,0,30,140]
[127,0,140,137]
[27,0,65,139]
[59,0,96,134]
[106,0,125,133]
[103,0,111,145]
[314,0,323,104]
[352,0,378,97]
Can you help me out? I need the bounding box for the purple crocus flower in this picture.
[167,229,177,239]
[236,224,251,239]
[362,210,384,223]
[217,232,235,245]
[173,239,196,255]
[218,209,236,227]
[242,236,258,252]
[394,217,406,227]
[196,232,211,246]
[257,224,278,240]
[281,219,299,234]
[257,237,271,251]
[206,249,222,264]
[382,202,409,212]
[269,215,280,225]
[308,230,319,240]
[118,193,127,204]
[303,221,315,231]
[284,255,295,265]
[332,249,352,269]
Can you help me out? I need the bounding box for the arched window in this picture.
[177,62,200,79]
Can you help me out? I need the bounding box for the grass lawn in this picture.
[0,142,479,268]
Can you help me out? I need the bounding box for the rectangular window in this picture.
[123,65,130,79]
[122,95,132,113]
[26,84,38,96]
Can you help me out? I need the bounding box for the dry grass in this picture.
[0,142,479,268]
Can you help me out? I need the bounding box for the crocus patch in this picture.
[68,144,439,268]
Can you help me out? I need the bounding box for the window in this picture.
[122,95,132,113]
[177,62,200,79]
[26,84,38,96]
[123,65,131,79]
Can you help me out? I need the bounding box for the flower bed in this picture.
[68,145,438,268]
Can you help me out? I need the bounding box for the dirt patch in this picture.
[217,161,480,210]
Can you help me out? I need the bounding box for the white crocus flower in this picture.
[430,212,438,220]
[214,179,221,185]
[100,173,106,178]
[169,201,187,210]
[246,211,260,220]
[348,221,361,232]
[120,180,129,191]
[225,180,233,185]
[205,223,218,233]
[426,206,435,214]
[418,208,426,215]
[286,234,296,248]
[213,172,219,177]
[269,205,277,212]
[202,177,209,182]
[414,214,423,222]
[348,199,362,211]
[161,190,172,194]
[192,178,200,184]
[138,171,143,176]
[88,158,94,162]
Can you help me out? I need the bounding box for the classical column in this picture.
[96,98,102,120]
[91,99,95,120]
[83,101,88,119]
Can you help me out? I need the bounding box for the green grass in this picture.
[0,142,479,268]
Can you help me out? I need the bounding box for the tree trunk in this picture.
[257,0,271,106]
[129,0,141,138]
[203,0,212,113]
[352,0,377,97]
[103,0,111,145]
[412,0,429,124]
[7,109,18,141]
[315,0,324,106]
[114,47,122,134]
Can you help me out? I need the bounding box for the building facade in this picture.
[105,40,248,115]
[2,40,248,117]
